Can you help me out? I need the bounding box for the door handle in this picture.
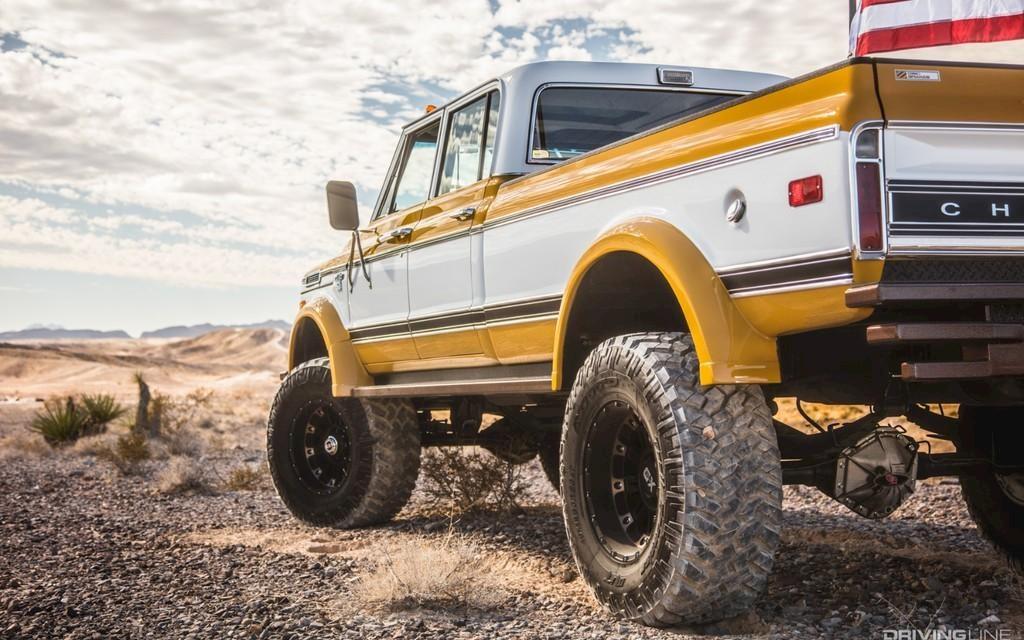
[381,227,413,243]
[449,207,476,222]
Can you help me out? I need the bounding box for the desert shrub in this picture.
[28,394,128,447]
[419,447,526,514]
[97,432,152,475]
[150,389,214,453]
[29,398,93,446]
[80,394,127,432]
[225,464,266,491]
[155,456,212,495]
[354,538,506,611]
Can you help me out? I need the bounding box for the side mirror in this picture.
[326,181,359,231]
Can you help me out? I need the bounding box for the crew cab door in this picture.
[348,115,441,366]
[408,89,500,360]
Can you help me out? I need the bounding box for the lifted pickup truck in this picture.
[268,58,1024,626]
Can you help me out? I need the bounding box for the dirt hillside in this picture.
[0,328,287,398]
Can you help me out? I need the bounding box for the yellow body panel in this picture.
[488,319,559,365]
[289,298,372,396]
[365,354,499,375]
[733,285,872,338]
[412,329,485,360]
[873,61,1024,124]
[354,337,420,366]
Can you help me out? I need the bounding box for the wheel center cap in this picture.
[324,435,339,456]
[642,466,656,495]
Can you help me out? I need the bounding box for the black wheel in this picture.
[959,405,1024,575]
[267,359,421,527]
[560,333,782,626]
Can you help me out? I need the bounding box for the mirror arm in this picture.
[347,230,372,292]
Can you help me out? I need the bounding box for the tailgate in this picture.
[872,60,1024,254]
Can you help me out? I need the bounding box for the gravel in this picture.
[1,429,1022,639]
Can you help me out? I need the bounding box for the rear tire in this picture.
[959,405,1024,575]
[560,333,782,626]
[538,432,560,492]
[267,359,421,527]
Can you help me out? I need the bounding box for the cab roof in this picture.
[397,60,788,180]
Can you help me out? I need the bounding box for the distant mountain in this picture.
[140,320,290,339]
[0,327,132,340]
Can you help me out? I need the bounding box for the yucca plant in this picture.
[29,398,91,446]
[80,393,127,434]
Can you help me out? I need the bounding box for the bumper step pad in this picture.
[865,321,1024,381]
[849,281,1024,381]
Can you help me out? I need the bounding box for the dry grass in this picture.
[419,447,527,514]
[68,432,120,457]
[0,431,54,459]
[353,537,508,612]
[155,456,213,495]
[224,464,267,491]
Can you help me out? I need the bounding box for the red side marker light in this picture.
[788,175,823,207]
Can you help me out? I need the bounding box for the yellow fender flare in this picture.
[288,297,372,396]
[552,217,781,389]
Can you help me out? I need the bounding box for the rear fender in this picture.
[553,217,780,389]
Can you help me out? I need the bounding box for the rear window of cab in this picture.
[531,86,735,163]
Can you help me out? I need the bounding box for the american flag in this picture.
[850,0,1024,56]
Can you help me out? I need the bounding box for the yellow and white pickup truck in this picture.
[268,57,1024,626]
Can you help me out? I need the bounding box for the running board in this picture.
[351,376,552,398]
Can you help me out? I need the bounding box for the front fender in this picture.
[289,297,372,396]
[552,217,780,389]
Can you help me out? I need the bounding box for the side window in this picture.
[387,120,440,214]
[438,91,500,196]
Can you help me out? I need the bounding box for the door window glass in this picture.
[438,91,500,196]
[439,96,487,196]
[388,121,440,213]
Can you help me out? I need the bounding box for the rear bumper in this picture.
[847,279,1024,381]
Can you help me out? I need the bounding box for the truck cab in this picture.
[297,61,785,389]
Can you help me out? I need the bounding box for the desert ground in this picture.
[0,329,1021,639]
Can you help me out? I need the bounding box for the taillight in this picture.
[856,162,883,252]
[789,175,823,207]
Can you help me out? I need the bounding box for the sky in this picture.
[1,1,1022,335]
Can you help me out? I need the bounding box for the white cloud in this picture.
[1,0,1021,295]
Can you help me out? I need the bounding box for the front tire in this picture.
[560,333,782,626]
[267,359,421,527]
[959,405,1024,575]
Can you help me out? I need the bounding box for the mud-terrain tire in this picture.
[560,333,782,626]
[267,358,420,527]
[538,433,561,492]
[959,405,1024,575]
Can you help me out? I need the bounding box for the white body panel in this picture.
[348,252,410,329]
[883,124,1024,254]
[407,236,473,319]
[481,133,853,306]
[885,126,1024,183]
